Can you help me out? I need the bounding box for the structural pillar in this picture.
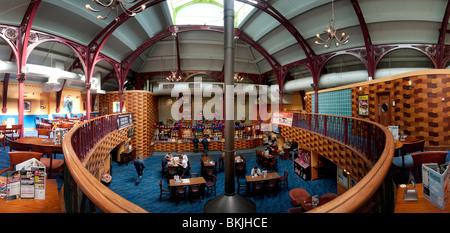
[17,73,25,138]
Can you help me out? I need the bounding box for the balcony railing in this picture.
[62,113,146,213]
[62,112,394,213]
[289,112,395,213]
[292,113,387,165]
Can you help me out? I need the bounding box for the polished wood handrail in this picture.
[63,113,147,213]
[287,112,395,213]
[64,112,394,213]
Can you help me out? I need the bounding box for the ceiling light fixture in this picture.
[86,0,146,20]
[315,0,349,48]
[166,33,182,82]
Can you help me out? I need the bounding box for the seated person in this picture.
[180,152,189,162]
[265,146,273,155]
[251,166,262,176]
[178,157,189,176]
[165,152,174,161]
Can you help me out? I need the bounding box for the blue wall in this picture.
[0,112,100,129]
[311,88,352,117]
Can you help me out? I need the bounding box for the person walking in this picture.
[134,154,145,185]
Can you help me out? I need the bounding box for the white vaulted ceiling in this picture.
[0,0,448,91]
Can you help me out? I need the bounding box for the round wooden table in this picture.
[14,137,62,151]
[302,196,332,211]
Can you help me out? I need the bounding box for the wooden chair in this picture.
[8,139,29,151]
[236,176,247,195]
[158,179,171,201]
[0,125,6,150]
[252,181,264,197]
[411,151,448,182]
[267,157,278,172]
[175,185,187,203]
[393,140,425,169]
[279,170,289,189]
[60,122,72,129]
[37,129,52,138]
[167,167,177,179]
[205,175,217,196]
[0,151,43,176]
[189,184,202,203]
[29,144,64,179]
[5,125,22,141]
[266,178,279,195]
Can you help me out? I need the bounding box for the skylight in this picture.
[167,0,255,27]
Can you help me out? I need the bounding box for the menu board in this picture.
[117,114,133,130]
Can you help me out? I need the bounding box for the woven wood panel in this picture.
[351,74,450,148]
[99,90,159,158]
[280,125,370,181]
[306,73,449,148]
[85,127,130,175]
[153,138,263,153]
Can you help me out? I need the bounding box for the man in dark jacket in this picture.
[134,154,145,185]
[202,136,209,154]
[193,136,199,152]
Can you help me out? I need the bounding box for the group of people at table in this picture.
[159,149,284,202]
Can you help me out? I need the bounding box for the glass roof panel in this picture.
[167,0,254,27]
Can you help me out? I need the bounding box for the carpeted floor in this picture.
[5,130,449,213]
[108,147,338,213]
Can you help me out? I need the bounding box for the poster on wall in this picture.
[40,100,46,109]
[358,95,369,116]
[271,112,294,127]
[64,96,73,113]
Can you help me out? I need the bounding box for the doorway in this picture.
[376,92,391,126]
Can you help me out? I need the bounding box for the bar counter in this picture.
[153,138,264,152]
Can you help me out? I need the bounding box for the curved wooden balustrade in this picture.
[63,113,147,213]
[287,112,395,213]
[63,112,394,213]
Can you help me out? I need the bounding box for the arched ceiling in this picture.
[0,0,449,91]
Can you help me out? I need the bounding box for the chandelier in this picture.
[166,71,182,82]
[315,0,349,48]
[85,0,146,20]
[166,33,182,82]
[234,73,243,82]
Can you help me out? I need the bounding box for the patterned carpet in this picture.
[108,147,338,213]
[7,130,448,213]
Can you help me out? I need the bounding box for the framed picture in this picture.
[24,100,31,112]
[40,100,46,109]
[337,166,349,189]
[64,96,73,113]
[358,95,369,115]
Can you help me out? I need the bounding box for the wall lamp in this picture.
[407,79,414,90]
[359,86,365,94]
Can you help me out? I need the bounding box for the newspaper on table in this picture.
[422,162,450,210]
[6,171,20,201]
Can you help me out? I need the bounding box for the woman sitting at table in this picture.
[165,152,174,161]
[251,167,262,177]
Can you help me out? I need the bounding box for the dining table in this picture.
[394,183,450,213]
[0,177,62,213]
[201,156,215,167]
[245,172,280,183]
[14,137,62,152]
[301,196,333,211]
